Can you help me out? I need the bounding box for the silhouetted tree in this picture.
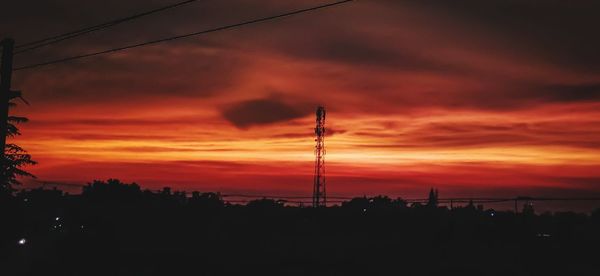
[341,196,406,211]
[246,198,284,209]
[393,197,408,208]
[522,201,535,216]
[370,195,392,208]
[173,191,187,203]
[5,179,600,276]
[1,111,36,194]
[341,196,370,210]
[82,179,142,201]
[465,199,475,209]
[426,188,438,208]
[371,196,408,209]
[16,186,64,205]
[190,191,224,209]
[591,208,600,224]
[161,187,172,196]
[411,202,423,208]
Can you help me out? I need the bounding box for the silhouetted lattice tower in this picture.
[313,106,327,207]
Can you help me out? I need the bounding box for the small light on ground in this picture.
[18,238,27,245]
[55,217,60,221]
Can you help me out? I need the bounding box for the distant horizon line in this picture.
[19,180,600,204]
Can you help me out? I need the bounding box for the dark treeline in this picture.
[1,179,600,276]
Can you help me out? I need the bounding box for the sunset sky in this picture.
[2,0,600,202]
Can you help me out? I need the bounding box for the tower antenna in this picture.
[313,106,327,207]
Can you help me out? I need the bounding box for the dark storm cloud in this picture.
[12,46,244,103]
[541,83,600,102]
[267,27,459,73]
[462,86,600,110]
[2,0,453,74]
[2,0,352,104]
[1,0,260,43]
[4,0,599,73]
[402,0,600,71]
[3,0,600,111]
[29,117,202,127]
[1,0,318,60]
[222,98,311,128]
[354,120,600,150]
[361,81,600,113]
[461,82,600,110]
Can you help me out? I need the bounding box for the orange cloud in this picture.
[4,0,600,201]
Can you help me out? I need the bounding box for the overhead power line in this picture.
[22,182,600,204]
[36,180,86,188]
[14,0,354,71]
[222,194,353,200]
[14,0,200,54]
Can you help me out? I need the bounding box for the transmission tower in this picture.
[313,106,326,207]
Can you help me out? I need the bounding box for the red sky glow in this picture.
[2,0,600,205]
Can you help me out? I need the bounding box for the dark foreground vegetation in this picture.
[1,179,599,276]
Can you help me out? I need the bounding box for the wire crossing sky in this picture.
[3,0,600,208]
[14,0,354,70]
[14,0,202,54]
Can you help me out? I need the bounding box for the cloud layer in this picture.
[2,0,600,202]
